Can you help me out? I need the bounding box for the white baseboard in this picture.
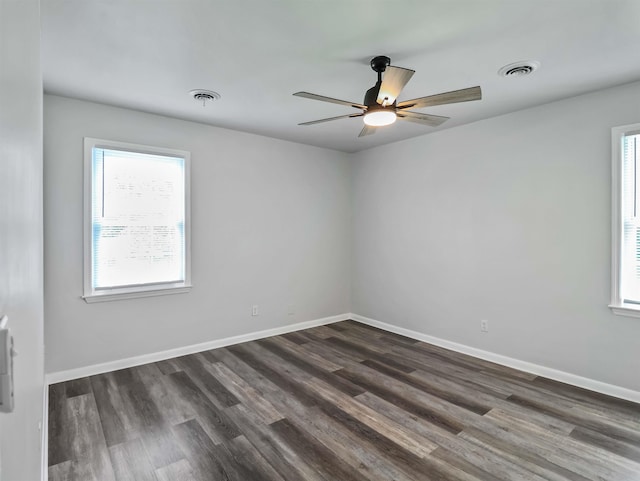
[350,313,640,404]
[45,311,640,404]
[45,313,349,385]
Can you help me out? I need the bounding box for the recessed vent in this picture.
[189,89,221,106]
[498,61,540,78]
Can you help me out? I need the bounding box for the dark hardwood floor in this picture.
[48,320,640,481]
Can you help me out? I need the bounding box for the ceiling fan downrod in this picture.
[365,56,392,107]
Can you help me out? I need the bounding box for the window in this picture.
[610,124,640,317]
[83,138,191,302]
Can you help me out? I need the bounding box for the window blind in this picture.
[91,147,186,290]
[621,133,640,303]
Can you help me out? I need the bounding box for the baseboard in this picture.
[46,311,640,403]
[350,313,640,404]
[46,313,349,384]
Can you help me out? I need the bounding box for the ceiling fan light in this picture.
[363,110,396,127]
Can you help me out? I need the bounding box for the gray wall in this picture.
[0,0,45,479]
[44,96,351,373]
[352,81,640,392]
[45,82,640,394]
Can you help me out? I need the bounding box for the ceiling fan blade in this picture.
[358,125,377,137]
[397,86,482,110]
[397,111,450,127]
[299,113,364,126]
[294,91,366,110]
[377,66,415,106]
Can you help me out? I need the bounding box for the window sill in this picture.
[83,285,192,303]
[609,303,640,318]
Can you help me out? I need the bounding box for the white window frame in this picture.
[83,137,192,303]
[610,123,640,318]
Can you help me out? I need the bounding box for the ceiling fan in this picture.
[294,56,482,137]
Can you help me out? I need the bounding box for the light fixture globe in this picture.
[363,108,397,126]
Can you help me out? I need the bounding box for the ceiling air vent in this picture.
[498,61,540,78]
[189,89,221,106]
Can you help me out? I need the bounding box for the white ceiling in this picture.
[41,0,640,153]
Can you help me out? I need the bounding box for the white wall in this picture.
[44,96,351,374]
[352,81,640,392]
[0,0,45,479]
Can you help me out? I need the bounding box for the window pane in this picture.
[621,134,640,303]
[92,147,186,289]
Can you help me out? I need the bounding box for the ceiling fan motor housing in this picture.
[364,82,382,107]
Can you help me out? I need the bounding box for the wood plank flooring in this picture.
[48,320,640,481]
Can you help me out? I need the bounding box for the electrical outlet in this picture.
[287,304,295,315]
[480,319,489,333]
[252,305,259,316]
